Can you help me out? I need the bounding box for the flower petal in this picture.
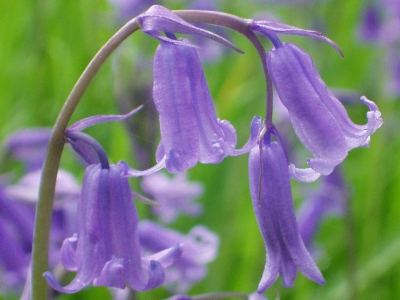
[230,116,262,156]
[60,234,78,271]
[153,41,200,173]
[289,164,321,183]
[94,256,125,289]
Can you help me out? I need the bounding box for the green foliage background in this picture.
[0,0,397,299]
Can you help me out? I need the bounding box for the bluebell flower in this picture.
[141,172,203,223]
[266,42,382,181]
[136,6,261,173]
[44,163,182,293]
[152,40,261,173]
[44,106,185,292]
[248,127,325,292]
[138,220,219,293]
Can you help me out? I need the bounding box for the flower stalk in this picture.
[31,17,140,300]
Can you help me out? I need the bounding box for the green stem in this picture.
[31,17,140,300]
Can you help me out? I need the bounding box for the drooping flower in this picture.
[152,40,261,173]
[248,126,325,292]
[141,172,203,223]
[44,163,182,293]
[266,42,382,181]
[138,220,219,293]
[44,109,183,292]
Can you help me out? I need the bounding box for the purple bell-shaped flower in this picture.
[248,126,325,292]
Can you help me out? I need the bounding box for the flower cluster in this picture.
[14,4,382,300]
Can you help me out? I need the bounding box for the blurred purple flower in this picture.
[0,167,79,293]
[152,40,261,173]
[141,172,203,223]
[358,3,383,42]
[5,169,80,205]
[0,188,31,292]
[4,128,52,171]
[138,220,219,293]
[44,163,182,293]
[297,167,348,252]
[266,42,382,181]
[385,49,400,96]
[248,127,325,292]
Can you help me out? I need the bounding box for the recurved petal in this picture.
[94,256,125,289]
[142,243,183,270]
[118,158,166,177]
[43,271,91,294]
[60,234,78,271]
[230,116,262,156]
[139,260,165,291]
[289,164,321,183]
[340,96,382,149]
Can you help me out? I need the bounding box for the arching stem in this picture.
[31,17,140,300]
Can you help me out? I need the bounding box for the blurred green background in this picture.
[1,0,398,299]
